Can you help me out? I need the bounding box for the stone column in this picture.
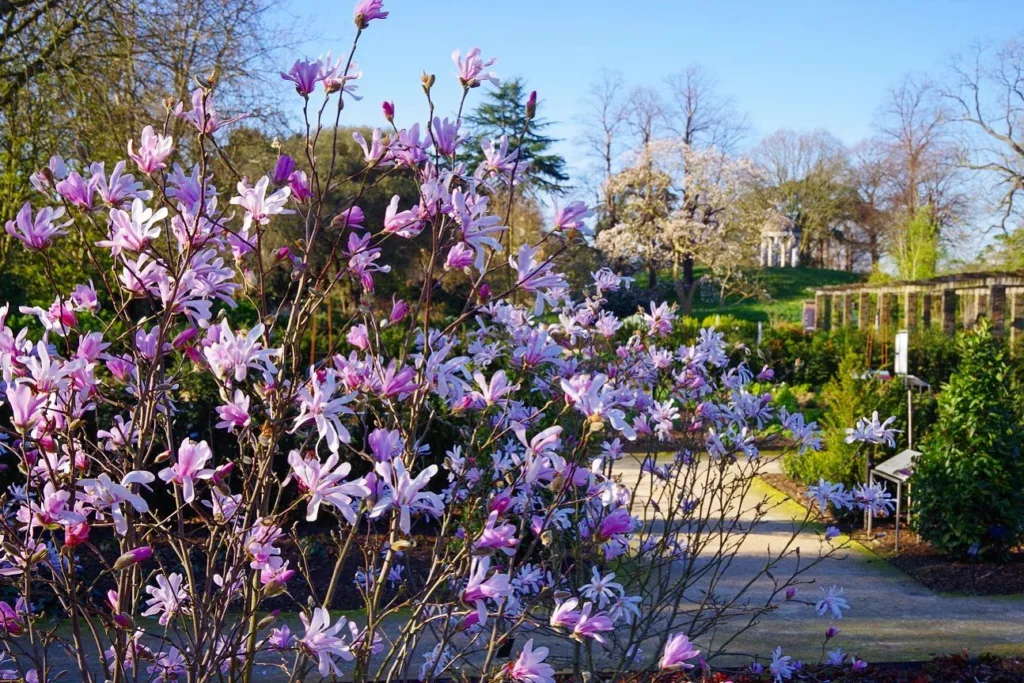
[922,293,933,329]
[879,292,896,334]
[942,290,957,335]
[989,285,1007,338]
[1011,292,1024,350]
[904,291,919,332]
[842,293,853,327]
[858,292,872,331]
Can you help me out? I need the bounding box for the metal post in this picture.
[895,481,902,554]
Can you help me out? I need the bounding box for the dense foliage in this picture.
[912,320,1024,559]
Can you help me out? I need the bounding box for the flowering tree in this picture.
[0,3,893,681]
[596,139,766,312]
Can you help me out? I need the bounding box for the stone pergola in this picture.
[759,212,800,268]
[811,271,1024,345]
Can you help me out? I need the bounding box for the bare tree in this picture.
[941,36,1024,235]
[576,69,630,226]
[663,65,748,152]
[625,84,666,148]
[873,74,969,233]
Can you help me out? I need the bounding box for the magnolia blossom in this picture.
[452,47,498,88]
[300,607,353,677]
[370,459,444,534]
[230,176,293,231]
[79,471,154,535]
[354,0,388,27]
[5,203,70,251]
[660,632,700,670]
[505,639,554,683]
[98,199,168,256]
[291,370,356,453]
[128,126,174,174]
[287,451,370,522]
[142,573,188,625]
[158,439,215,504]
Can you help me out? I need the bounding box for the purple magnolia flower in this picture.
[5,203,70,250]
[453,47,499,88]
[430,117,464,156]
[505,639,554,683]
[659,632,700,670]
[55,171,98,209]
[354,0,388,28]
[272,155,296,184]
[461,556,510,626]
[445,242,475,270]
[474,510,519,556]
[570,602,614,645]
[300,607,352,677]
[552,200,593,236]
[281,58,323,96]
[128,126,174,174]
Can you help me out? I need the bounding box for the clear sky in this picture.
[274,0,1024,188]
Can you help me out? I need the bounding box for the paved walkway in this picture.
[681,457,1024,664]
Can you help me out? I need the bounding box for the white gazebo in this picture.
[759,212,800,268]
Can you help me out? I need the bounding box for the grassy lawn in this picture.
[637,267,865,324]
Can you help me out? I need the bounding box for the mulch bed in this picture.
[759,473,1024,595]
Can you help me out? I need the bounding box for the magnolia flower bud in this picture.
[525,90,537,121]
[115,546,153,570]
[382,101,395,123]
[257,611,279,630]
[113,613,134,630]
[421,72,435,93]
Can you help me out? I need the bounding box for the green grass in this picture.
[644,267,865,324]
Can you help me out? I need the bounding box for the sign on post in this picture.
[894,330,908,375]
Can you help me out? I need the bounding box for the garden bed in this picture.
[759,473,1024,596]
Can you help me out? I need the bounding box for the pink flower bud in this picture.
[785,587,797,600]
[526,90,537,120]
[114,546,153,570]
[389,297,409,324]
[275,246,291,261]
[382,100,395,123]
[64,522,90,548]
[478,284,491,301]
[172,327,197,349]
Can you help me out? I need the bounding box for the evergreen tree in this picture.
[464,78,569,194]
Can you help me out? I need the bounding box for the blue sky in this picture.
[274,0,1023,187]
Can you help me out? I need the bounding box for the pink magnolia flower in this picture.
[215,389,251,431]
[5,203,70,250]
[175,89,248,134]
[78,471,154,535]
[461,556,510,625]
[354,0,388,27]
[452,47,498,88]
[549,598,582,630]
[142,573,188,625]
[299,607,353,677]
[6,383,47,431]
[55,171,98,209]
[570,602,614,645]
[158,439,215,504]
[291,369,356,453]
[511,244,567,315]
[286,450,370,523]
[128,126,174,174]
[660,632,700,670]
[370,459,443,534]
[288,170,311,202]
[444,241,475,270]
[505,639,554,683]
[230,176,293,231]
[383,195,424,238]
[98,199,167,256]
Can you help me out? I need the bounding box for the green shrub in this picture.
[783,350,919,491]
[911,319,1024,559]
